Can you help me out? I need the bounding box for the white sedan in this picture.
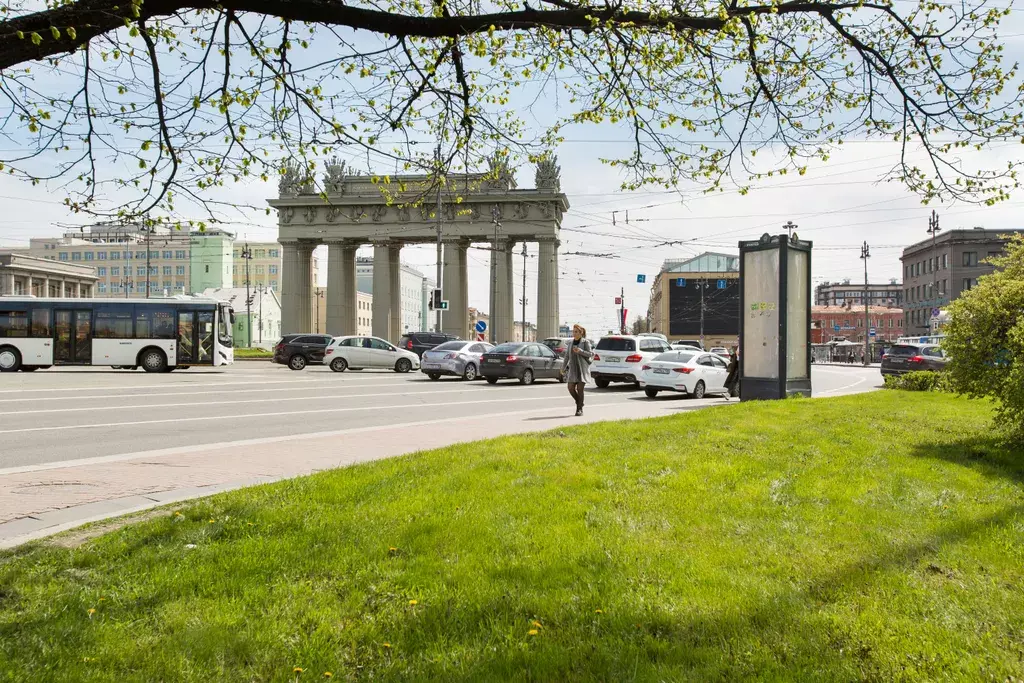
[638,350,731,399]
[325,335,420,373]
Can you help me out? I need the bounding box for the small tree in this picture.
[943,234,1024,441]
[629,315,648,336]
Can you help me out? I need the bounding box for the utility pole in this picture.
[783,220,798,240]
[435,144,444,333]
[256,283,265,344]
[145,224,152,298]
[927,210,941,320]
[860,241,871,366]
[696,279,710,346]
[241,242,253,347]
[519,242,528,341]
[619,287,625,334]
[490,205,501,344]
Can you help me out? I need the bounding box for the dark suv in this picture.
[273,334,333,371]
[881,344,947,376]
[399,332,460,358]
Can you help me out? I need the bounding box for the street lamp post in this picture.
[927,210,941,330]
[241,243,253,348]
[783,220,798,240]
[860,241,871,366]
[519,242,528,341]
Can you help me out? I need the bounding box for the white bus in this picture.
[0,296,234,372]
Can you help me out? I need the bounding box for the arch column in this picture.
[326,241,358,336]
[281,240,315,333]
[537,239,560,340]
[442,239,469,339]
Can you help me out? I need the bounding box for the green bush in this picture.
[883,371,951,392]
[943,233,1024,443]
[234,347,273,358]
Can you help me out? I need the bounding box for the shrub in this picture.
[943,234,1024,442]
[883,371,951,392]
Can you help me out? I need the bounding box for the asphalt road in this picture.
[0,362,881,470]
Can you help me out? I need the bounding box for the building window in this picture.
[942,253,948,268]
[123,251,131,260]
[109,251,119,260]
[136,251,146,259]
[97,252,106,261]
[111,267,120,276]
[149,266,158,276]
[97,267,107,276]
[110,284,120,293]
[963,251,978,267]
[84,252,94,261]
[163,280,172,289]
[962,278,978,291]
[256,265,265,275]
[987,251,1001,261]
[270,280,278,288]
[940,279,947,295]
[269,265,278,274]
[175,250,187,259]
[98,283,107,293]
[163,251,173,259]
[137,266,147,276]
[205,265,209,273]
[71,252,82,261]
[175,281,185,291]
[150,251,159,259]
[176,266,185,276]
[270,249,279,258]
[232,266,237,275]
[163,266,172,276]
[256,249,266,258]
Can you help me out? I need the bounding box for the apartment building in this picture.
[314,287,373,336]
[901,227,1024,336]
[815,279,902,307]
[356,257,430,335]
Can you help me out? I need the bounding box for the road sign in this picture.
[636,274,646,284]
[931,308,941,317]
[834,325,841,332]
[717,279,727,289]
[475,320,487,333]
[869,329,877,337]
[476,332,486,341]
[438,300,449,310]
[614,296,622,305]
[676,278,687,287]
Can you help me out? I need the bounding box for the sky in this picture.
[3,5,1024,335]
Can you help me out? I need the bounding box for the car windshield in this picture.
[433,341,467,351]
[596,337,636,352]
[887,345,920,356]
[491,343,525,353]
[654,351,695,364]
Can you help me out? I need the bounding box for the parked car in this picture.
[480,342,565,385]
[881,344,948,376]
[541,337,574,360]
[671,339,705,351]
[421,340,494,380]
[273,334,333,371]
[325,335,420,373]
[398,331,461,358]
[709,346,729,356]
[637,332,668,342]
[639,350,731,399]
[591,335,672,388]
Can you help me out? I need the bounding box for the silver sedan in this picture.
[421,340,494,381]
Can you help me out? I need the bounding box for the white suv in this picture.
[591,335,672,388]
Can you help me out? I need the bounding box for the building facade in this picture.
[315,287,372,337]
[810,305,904,344]
[0,251,98,298]
[647,252,740,348]
[815,279,902,307]
[190,229,234,293]
[901,227,1024,336]
[356,257,430,336]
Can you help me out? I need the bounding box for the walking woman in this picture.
[562,324,593,416]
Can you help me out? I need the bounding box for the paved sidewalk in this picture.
[0,398,713,548]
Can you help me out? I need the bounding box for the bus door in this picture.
[54,309,92,364]
[177,310,215,365]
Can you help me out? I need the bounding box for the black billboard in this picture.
[667,276,740,337]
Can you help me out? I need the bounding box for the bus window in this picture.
[217,304,232,347]
[31,308,51,337]
[135,306,175,339]
[95,304,133,338]
[0,309,28,337]
[198,312,214,362]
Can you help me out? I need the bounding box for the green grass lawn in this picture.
[2,392,1023,682]
[234,347,273,359]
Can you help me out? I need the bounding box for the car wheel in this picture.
[395,358,412,373]
[0,347,20,373]
[594,379,610,389]
[519,368,534,386]
[288,354,307,371]
[462,364,477,381]
[330,358,348,373]
[140,349,168,373]
[644,387,659,398]
[428,372,441,380]
[692,380,706,400]
[486,377,499,384]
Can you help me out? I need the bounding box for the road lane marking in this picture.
[0,401,651,475]
[0,395,630,435]
[0,375,422,395]
[0,385,567,415]
[815,375,872,395]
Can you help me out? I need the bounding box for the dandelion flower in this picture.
[594,609,603,614]
[173,511,183,517]
[247,522,255,527]
[408,599,418,606]
[87,608,96,617]
[293,667,304,673]
[382,643,392,648]
[389,547,397,551]
[527,629,539,636]
[323,673,333,679]
[98,597,105,602]
[531,620,542,628]
[208,519,216,524]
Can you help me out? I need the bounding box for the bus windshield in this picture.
[218,303,233,347]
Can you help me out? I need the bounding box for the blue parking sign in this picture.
[717,279,727,289]
[637,274,646,284]
[676,278,686,287]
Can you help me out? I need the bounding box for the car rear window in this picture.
[399,336,412,346]
[433,341,467,351]
[887,345,920,356]
[491,343,524,353]
[654,351,695,364]
[596,337,636,352]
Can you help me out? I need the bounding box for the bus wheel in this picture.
[0,346,21,372]
[140,348,168,373]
